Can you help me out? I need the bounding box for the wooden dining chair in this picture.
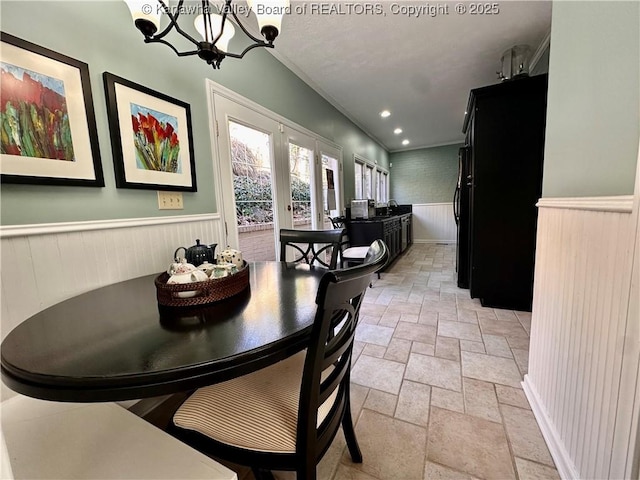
[279,228,345,269]
[170,240,389,480]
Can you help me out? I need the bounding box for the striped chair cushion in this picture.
[173,351,337,453]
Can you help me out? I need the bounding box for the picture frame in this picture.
[103,72,197,192]
[0,32,104,187]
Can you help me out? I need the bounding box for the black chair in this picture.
[330,216,380,279]
[279,228,344,270]
[170,240,389,480]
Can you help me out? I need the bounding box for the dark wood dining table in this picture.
[1,262,325,402]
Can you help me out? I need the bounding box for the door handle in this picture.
[453,188,460,222]
[287,205,292,211]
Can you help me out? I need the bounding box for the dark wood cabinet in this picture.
[348,214,411,266]
[461,74,548,311]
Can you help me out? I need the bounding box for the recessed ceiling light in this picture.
[394,128,403,135]
[402,139,410,146]
[380,110,391,118]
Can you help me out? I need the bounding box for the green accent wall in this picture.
[542,1,639,197]
[0,1,387,225]
[389,144,462,204]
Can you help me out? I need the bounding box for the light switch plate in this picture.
[157,191,184,210]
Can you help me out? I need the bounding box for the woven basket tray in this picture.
[155,262,250,307]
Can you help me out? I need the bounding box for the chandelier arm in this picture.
[145,37,200,58]
[228,7,273,46]
[224,42,274,60]
[162,16,201,47]
[151,0,186,41]
[152,0,203,49]
[211,10,230,50]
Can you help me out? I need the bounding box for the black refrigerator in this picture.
[456,74,548,311]
[454,146,471,289]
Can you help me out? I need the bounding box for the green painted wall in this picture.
[389,144,461,204]
[0,1,387,225]
[542,1,639,197]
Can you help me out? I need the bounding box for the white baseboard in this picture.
[413,239,456,244]
[523,375,580,480]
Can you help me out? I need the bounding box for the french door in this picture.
[213,94,343,261]
[318,142,343,229]
[282,125,321,231]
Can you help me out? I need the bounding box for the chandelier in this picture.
[124,0,289,69]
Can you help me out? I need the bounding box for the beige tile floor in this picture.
[239,243,560,480]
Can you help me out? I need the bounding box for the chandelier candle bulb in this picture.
[246,0,290,41]
[124,0,162,35]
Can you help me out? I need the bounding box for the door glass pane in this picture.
[289,143,314,230]
[229,121,276,261]
[322,153,340,228]
[364,165,373,199]
[374,169,380,202]
[354,162,363,199]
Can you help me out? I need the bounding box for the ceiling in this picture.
[268,1,552,152]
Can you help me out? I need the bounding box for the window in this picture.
[354,154,389,203]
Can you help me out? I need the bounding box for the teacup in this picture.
[197,261,216,277]
[211,265,229,279]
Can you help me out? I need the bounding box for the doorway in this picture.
[212,93,343,261]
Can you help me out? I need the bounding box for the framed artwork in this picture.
[0,32,104,186]
[103,72,197,191]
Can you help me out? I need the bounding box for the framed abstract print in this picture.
[0,33,104,186]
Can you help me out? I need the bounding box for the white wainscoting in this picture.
[0,214,223,342]
[411,203,456,244]
[524,195,639,480]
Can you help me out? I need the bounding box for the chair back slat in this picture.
[329,217,350,267]
[296,240,388,458]
[318,355,350,406]
[323,328,355,370]
[279,228,344,269]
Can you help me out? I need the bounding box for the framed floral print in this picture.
[103,72,197,191]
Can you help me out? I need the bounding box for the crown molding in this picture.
[530,30,551,71]
[389,139,465,154]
